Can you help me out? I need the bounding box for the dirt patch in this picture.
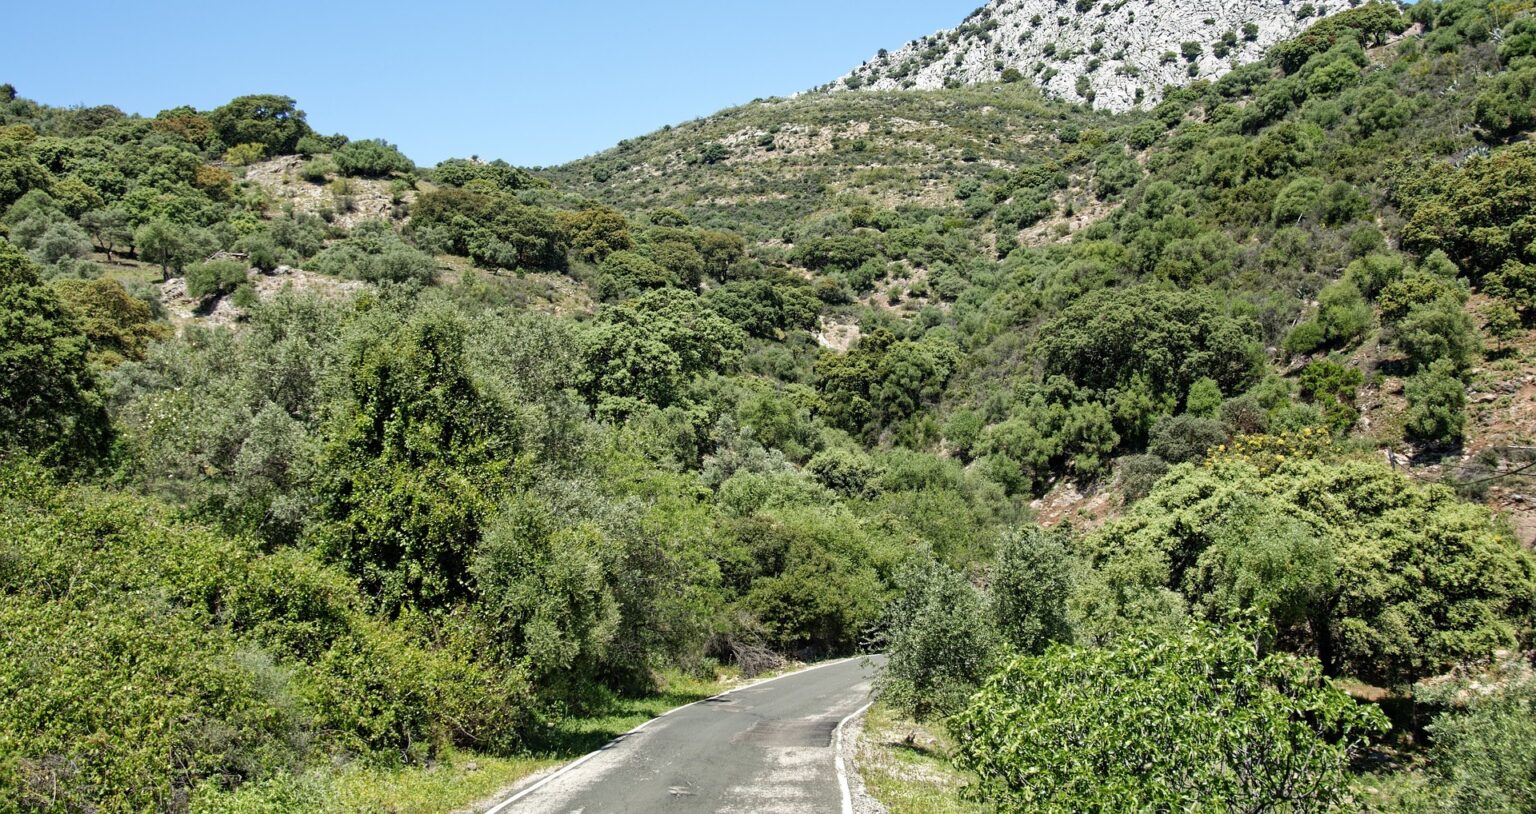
[817,316,863,352]
[159,264,367,332]
[240,155,412,230]
[1030,479,1118,531]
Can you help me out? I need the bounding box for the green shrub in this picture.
[875,557,997,721]
[186,258,249,299]
[333,139,413,178]
[951,624,1387,813]
[1404,359,1467,444]
[1417,656,1536,813]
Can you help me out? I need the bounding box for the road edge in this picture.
[481,656,862,814]
[835,699,877,814]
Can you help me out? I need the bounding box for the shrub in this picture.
[0,241,111,467]
[875,558,997,721]
[1417,655,1536,813]
[951,624,1387,813]
[1148,413,1229,463]
[333,139,413,178]
[991,527,1073,654]
[223,142,266,166]
[185,258,249,299]
[1404,359,1467,444]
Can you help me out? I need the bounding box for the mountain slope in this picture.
[829,0,1363,109]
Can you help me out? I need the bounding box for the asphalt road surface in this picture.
[488,656,884,814]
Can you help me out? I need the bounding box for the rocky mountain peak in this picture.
[829,0,1365,110]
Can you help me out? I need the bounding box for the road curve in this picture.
[487,656,884,814]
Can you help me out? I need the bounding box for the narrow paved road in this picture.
[489,656,883,814]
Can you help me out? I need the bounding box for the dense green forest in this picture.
[2,0,1536,810]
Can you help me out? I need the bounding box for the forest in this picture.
[2,0,1535,811]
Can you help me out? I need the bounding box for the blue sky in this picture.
[5,1,977,167]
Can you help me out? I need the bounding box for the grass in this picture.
[193,665,797,813]
[855,703,986,814]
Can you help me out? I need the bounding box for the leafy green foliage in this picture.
[185,257,248,299]
[0,465,530,812]
[311,304,519,613]
[332,139,414,178]
[990,527,1073,654]
[209,94,310,157]
[876,558,997,721]
[1404,358,1467,444]
[1034,285,1262,411]
[815,328,959,443]
[308,220,437,285]
[0,240,110,467]
[578,288,745,417]
[952,623,1387,814]
[1416,656,1536,813]
[1082,453,1536,686]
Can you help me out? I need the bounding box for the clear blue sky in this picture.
[5,1,976,167]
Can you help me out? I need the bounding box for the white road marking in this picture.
[834,700,876,814]
[483,657,862,813]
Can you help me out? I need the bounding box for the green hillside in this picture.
[2,0,1535,810]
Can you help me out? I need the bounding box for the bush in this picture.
[1417,656,1536,813]
[951,624,1387,814]
[307,221,437,286]
[805,447,881,498]
[0,241,111,468]
[1148,413,1228,463]
[333,139,413,178]
[1404,359,1467,444]
[185,258,249,299]
[991,527,1073,654]
[875,558,997,721]
[223,142,266,167]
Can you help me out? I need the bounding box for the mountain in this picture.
[4,0,1536,810]
[829,0,1360,109]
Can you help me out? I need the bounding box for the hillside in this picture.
[2,0,1536,811]
[828,0,1369,109]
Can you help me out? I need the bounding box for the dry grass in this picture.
[855,703,985,814]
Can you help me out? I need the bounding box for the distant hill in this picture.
[827,0,1364,109]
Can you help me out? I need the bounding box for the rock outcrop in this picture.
[829,0,1363,110]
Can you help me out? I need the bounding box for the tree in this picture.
[559,206,633,262]
[578,288,745,417]
[1484,300,1522,351]
[1473,66,1536,140]
[80,209,132,262]
[1083,454,1536,686]
[991,527,1073,654]
[310,305,519,613]
[1034,285,1263,416]
[1185,377,1223,417]
[951,624,1387,814]
[1404,359,1467,444]
[0,240,111,468]
[875,557,996,721]
[209,94,310,156]
[333,139,414,178]
[133,219,196,281]
[1392,296,1481,372]
[50,278,167,367]
[184,259,248,300]
[471,496,619,684]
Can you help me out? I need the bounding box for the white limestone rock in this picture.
[828,0,1366,110]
